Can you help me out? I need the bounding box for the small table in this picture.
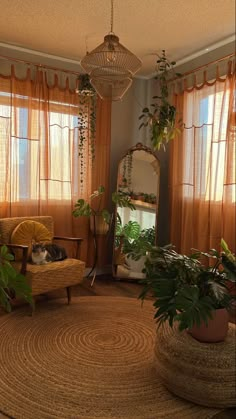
[154,322,236,408]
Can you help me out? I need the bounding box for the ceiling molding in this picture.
[0,41,83,69]
[142,34,236,80]
[0,33,235,80]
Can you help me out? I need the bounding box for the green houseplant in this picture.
[139,50,182,151]
[122,226,156,258]
[77,74,97,191]
[0,244,33,312]
[73,186,136,278]
[73,185,136,232]
[138,239,236,342]
[114,222,156,276]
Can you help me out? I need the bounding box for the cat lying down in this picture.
[31,243,67,265]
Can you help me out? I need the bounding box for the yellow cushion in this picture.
[11,220,52,261]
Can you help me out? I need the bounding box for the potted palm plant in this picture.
[138,239,236,342]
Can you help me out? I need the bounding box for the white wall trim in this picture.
[0,41,83,67]
[135,34,236,80]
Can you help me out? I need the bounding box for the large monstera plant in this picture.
[73,185,136,228]
[138,239,236,333]
[139,50,182,151]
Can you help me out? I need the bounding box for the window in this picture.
[0,91,82,202]
[183,84,235,202]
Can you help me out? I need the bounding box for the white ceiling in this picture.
[0,0,235,77]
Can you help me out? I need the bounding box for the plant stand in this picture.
[88,215,109,287]
[154,321,236,408]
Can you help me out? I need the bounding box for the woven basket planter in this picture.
[90,215,109,235]
[154,321,236,408]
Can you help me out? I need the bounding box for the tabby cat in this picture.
[31,243,67,265]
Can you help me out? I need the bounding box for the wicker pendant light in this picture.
[80,0,142,101]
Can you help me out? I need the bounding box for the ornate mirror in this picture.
[112,143,160,280]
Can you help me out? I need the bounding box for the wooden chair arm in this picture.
[53,237,83,259]
[0,243,28,275]
[1,243,28,249]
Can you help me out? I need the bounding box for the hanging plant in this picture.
[126,152,133,190]
[119,152,133,192]
[121,156,127,189]
[139,50,182,151]
[77,74,97,190]
[77,74,96,96]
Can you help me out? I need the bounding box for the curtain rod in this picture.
[0,51,235,80]
[181,52,235,77]
[170,52,235,82]
[0,53,82,76]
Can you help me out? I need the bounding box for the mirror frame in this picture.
[112,142,160,280]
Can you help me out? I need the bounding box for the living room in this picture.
[0,0,235,418]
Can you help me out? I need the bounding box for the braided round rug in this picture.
[0,296,222,419]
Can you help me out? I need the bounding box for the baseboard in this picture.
[84,265,112,277]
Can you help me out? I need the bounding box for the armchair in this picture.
[0,216,85,309]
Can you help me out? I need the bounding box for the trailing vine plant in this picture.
[77,74,97,191]
[126,152,133,191]
[139,50,182,151]
[120,152,133,192]
[121,156,127,189]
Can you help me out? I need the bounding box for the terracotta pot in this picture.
[136,195,144,201]
[188,308,229,343]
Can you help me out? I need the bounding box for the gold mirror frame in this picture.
[112,142,160,280]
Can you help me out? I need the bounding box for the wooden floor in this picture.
[46,273,236,322]
[6,274,236,418]
[50,274,146,299]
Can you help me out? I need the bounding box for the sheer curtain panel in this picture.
[169,60,236,254]
[0,64,111,265]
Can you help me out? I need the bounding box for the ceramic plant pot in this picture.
[188,308,229,343]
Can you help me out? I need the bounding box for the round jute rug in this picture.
[0,297,222,419]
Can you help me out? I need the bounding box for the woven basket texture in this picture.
[0,216,53,244]
[0,296,222,419]
[154,321,236,408]
[12,259,85,295]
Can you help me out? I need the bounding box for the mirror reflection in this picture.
[113,143,160,280]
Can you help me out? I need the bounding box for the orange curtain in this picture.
[0,65,111,265]
[169,61,236,254]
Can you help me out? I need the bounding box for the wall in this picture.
[110,78,148,194]
[0,41,235,247]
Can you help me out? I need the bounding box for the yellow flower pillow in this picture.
[11,220,53,261]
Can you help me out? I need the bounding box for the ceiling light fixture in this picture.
[80,0,142,101]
